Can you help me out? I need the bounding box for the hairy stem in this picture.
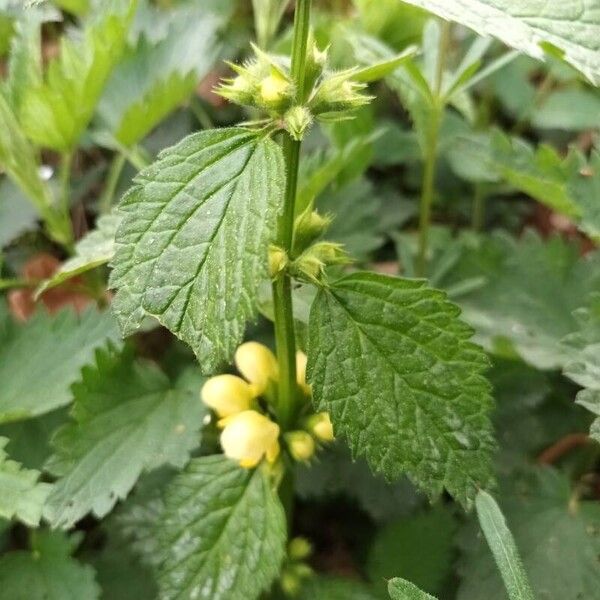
[272,0,311,429]
[416,20,450,277]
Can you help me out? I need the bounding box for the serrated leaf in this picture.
[37,213,120,295]
[0,531,100,600]
[568,151,600,243]
[44,346,206,528]
[398,0,600,85]
[0,91,52,214]
[19,0,135,151]
[156,455,286,600]
[562,296,600,443]
[0,436,51,526]
[110,128,284,373]
[367,507,456,596]
[307,272,495,508]
[99,6,228,146]
[0,177,38,247]
[0,307,121,424]
[388,578,437,600]
[533,88,600,131]
[295,442,420,524]
[449,129,580,218]
[450,231,600,370]
[475,490,535,600]
[458,468,600,600]
[298,577,380,600]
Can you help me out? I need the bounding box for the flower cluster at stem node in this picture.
[215,38,372,141]
[200,342,335,469]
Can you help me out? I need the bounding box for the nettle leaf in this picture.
[388,578,437,600]
[19,0,135,152]
[398,0,600,85]
[0,531,100,600]
[0,91,52,213]
[451,232,600,370]
[0,436,52,526]
[156,455,286,600]
[37,213,120,295]
[0,307,121,424]
[110,128,284,373]
[367,507,456,596]
[562,297,600,443]
[458,468,600,600]
[449,129,580,218]
[307,272,495,508]
[0,177,38,247]
[44,346,206,529]
[99,6,229,146]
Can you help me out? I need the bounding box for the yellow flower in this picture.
[259,72,292,107]
[286,430,316,462]
[201,374,255,418]
[309,412,334,442]
[235,342,278,395]
[220,410,280,468]
[296,351,311,395]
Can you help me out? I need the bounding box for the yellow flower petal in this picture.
[220,410,280,469]
[296,351,311,395]
[235,342,278,394]
[201,374,255,418]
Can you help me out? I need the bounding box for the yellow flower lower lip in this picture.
[235,342,278,395]
[201,374,255,418]
[220,410,281,469]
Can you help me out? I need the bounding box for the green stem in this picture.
[50,151,75,252]
[99,153,126,214]
[416,20,450,278]
[272,0,311,430]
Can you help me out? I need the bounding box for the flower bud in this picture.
[284,105,313,141]
[296,351,311,395]
[268,244,288,278]
[286,430,316,462]
[310,68,373,116]
[288,537,313,561]
[201,374,255,418]
[220,410,280,468]
[293,207,331,254]
[304,35,329,95]
[235,341,278,395]
[307,412,334,442]
[292,242,350,283]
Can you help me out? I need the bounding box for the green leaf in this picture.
[398,0,600,85]
[0,177,38,247]
[19,0,135,151]
[98,7,229,146]
[568,151,600,243]
[110,128,284,373]
[533,88,600,131]
[450,232,600,370]
[367,507,456,596]
[0,531,100,600]
[562,296,600,443]
[0,436,51,526]
[449,129,580,218]
[295,442,420,524]
[37,213,120,295]
[0,307,121,424]
[458,468,600,600]
[156,455,286,600]
[44,347,206,528]
[475,490,535,600]
[0,91,52,214]
[307,272,495,508]
[388,578,437,600]
[353,44,419,83]
[298,577,380,600]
